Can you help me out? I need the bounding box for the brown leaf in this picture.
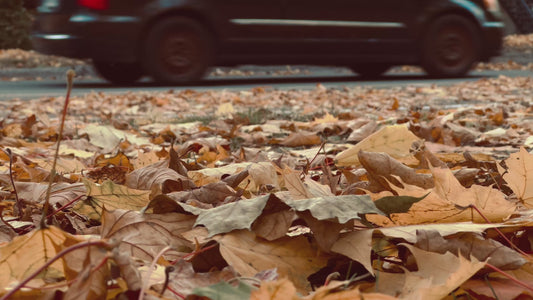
[375,244,485,299]
[159,181,238,206]
[251,278,299,300]
[499,147,533,208]
[63,244,109,300]
[15,182,86,207]
[281,132,322,147]
[414,230,526,270]
[432,166,516,222]
[162,260,237,297]
[100,208,195,261]
[95,151,134,171]
[125,159,195,193]
[214,230,330,293]
[74,179,150,221]
[331,229,375,275]
[346,120,377,143]
[358,150,434,191]
[251,195,295,241]
[0,226,85,291]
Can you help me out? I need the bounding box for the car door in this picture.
[281,0,414,59]
[207,0,285,57]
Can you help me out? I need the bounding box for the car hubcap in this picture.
[160,32,199,73]
[436,27,470,67]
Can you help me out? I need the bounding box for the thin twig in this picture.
[486,263,533,292]
[484,273,500,300]
[41,70,75,229]
[139,246,172,300]
[46,195,85,219]
[0,239,111,300]
[0,212,16,233]
[4,149,21,216]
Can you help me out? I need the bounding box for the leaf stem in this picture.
[0,239,110,300]
[41,70,75,229]
[469,204,530,258]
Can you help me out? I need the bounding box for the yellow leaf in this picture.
[0,226,85,292]
[313,112,338,124]
[216,102,235,117]
[335,125,420,167]
[499,147,533,208]
[74,179,150,221]
[401,244,486,300]
[432,167,516,222]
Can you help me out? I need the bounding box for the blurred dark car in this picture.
[31,0,504,84]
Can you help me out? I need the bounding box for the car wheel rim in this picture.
[160,32,200,74]
[435,27,472,67]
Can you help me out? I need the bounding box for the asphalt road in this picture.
[0,67,532,101]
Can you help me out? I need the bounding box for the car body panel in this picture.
[31,0,503,72]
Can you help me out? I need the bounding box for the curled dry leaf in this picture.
[125,159,196,193]
[358,150,434,191]
[414,230,526,271]
[15,182,86,207]
[189,162,278,193]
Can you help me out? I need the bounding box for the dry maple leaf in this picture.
[499,147,533,209]
[214,230,331,294]
[0,226,86,292]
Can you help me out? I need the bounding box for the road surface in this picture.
[0,67,532,101]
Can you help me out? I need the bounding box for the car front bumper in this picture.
[31,12,142,62]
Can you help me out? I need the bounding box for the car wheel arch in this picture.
[416,7,483,46]
[415,9,483,58]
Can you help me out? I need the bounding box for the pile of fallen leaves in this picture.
[0,49,86,69]
[1,75,533,299]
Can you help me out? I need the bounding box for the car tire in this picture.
[142,17,213,84]
[421,15,480,78]
[350,63,391,78]
[93,61,144,85]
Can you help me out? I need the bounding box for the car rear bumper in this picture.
[31,12,142,62]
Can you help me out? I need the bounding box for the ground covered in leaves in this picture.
[1,75,533,299]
